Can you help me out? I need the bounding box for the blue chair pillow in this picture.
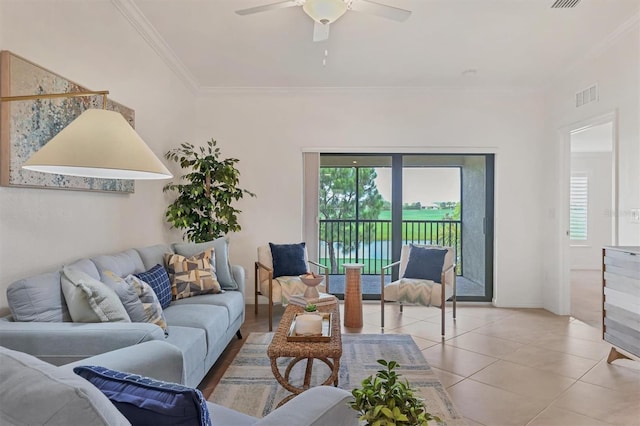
[269,242,308,278]
[74,366,211,426]
[134,264,172,309]
[402,245,448,283]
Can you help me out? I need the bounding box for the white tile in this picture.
[469,360,576,403]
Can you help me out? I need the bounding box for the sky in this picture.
[374,168,461,206]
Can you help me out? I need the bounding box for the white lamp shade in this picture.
[303,0,348,24]
[22,109,172,180]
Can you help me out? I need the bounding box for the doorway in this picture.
[565,117,616,326]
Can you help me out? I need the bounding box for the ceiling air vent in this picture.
[575,83,598,108]
[551,0,581,8]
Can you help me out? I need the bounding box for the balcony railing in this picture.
[318,219,462,275]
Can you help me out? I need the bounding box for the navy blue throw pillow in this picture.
[269,242,308,278]
[74,366,211,426]
[402,245,448,283]
[135,264,172,309]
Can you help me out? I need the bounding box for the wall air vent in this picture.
[551,0,581,8]
[575,83,598,108]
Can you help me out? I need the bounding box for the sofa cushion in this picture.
[101,271,148,323]
[171,292,244,326]
[7,271,72,322]
[163,305,229,350]
[136,244,174,271]
[67,258,102,281]
[134,264,172,309]
[74,366,211,426]
[0,346,129,426]
[61,267,130,323]
[164,325,207,388]
[124,274,168,333]
[173,238,238,290]
[165,250,221,300]
[269,242,308,278]
[92,249,145,281]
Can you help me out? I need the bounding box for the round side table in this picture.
[342,263,365,328]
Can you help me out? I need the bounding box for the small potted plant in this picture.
[351,359,442,426]
[304,303,318,313]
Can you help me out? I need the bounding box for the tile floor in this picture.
[200,301,640,426]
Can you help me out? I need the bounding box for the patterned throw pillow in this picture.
[164,250,221,300]
[74,366,211,426]
[101,271,148,323]
[124,274,168,334]
[134,264,172,309]
[60,267,130,323]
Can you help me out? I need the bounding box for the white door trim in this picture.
[557,110,618,315]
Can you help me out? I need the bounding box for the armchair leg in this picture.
[453,275,457,320]
[441,276,446,337]
[254,262,259,316]
[400,303,403,313]
[380,273,385,330]
[268,277,274,332]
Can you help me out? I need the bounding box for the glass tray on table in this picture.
[287,312,332,342]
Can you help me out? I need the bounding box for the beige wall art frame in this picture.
[0,51,135,193]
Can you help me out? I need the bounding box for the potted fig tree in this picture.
[163,139,255,242]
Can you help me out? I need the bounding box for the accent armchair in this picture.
[255,243,329,331]
[381,244,457,336]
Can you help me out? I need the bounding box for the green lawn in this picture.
[377,208,455,221]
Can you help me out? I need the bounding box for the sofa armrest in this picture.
[256,387,357,426]
[61,340,185,384]
[0,319,165,365]
[231,264,246,296]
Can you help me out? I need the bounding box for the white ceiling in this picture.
[127,0,640,90]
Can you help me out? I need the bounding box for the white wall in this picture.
[542,22,640,314]
[195,89,548,307]
[0,0,195,311]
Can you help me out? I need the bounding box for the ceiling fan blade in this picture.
[313,21,330,42]
[235,0,300,16]
[349,0,411,22]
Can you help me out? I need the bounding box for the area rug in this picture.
[209,332,466,425]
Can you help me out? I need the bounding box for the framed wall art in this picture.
[0,50,135,193]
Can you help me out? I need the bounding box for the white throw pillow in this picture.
[61,266,130,323]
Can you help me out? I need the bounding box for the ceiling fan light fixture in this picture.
[303,0,348,24]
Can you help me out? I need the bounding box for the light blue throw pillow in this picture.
[101,271,148,323]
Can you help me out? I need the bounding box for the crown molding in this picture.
[555,10,640,83]
[111,0,199,95]
[197,85,542,97]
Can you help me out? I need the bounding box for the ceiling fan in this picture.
[235,0,411,42]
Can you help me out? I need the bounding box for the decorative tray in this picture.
[287,312,332,342]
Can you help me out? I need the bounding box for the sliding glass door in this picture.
[313,153,493,302]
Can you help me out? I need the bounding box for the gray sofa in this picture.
[0,342,357,426]
[0,240,245,388]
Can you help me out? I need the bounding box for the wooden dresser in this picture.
[602,246,640,363]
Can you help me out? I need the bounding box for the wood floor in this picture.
[199,302,640,426]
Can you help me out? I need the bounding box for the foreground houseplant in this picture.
[163,139,255,242]
[351,359,442,426]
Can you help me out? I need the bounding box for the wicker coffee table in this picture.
[267,302,342,407]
